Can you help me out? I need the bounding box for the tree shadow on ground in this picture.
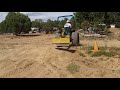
[55,48,76,53]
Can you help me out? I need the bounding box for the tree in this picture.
[35,19,43,23]
[32,21,41,28]
[74,12,105,26]
[0,12,31,35]
[58,18,68,28]
[81,21,90,29]
[70,16,76,28]
[32,19,45,33]
[0,21,7,33]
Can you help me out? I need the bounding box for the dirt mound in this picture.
[108,28,120,40]
[108,28,120,33]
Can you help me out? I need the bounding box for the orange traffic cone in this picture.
[92,40,99,52]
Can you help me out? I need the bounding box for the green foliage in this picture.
[1,12,120,35]
[0,12,31,35]
[81,21,90,29]
[70,16,76,28]
[74,12,120,28]
[86,45,115,57]
[67,63,80,74]
[31,19,59,32]
[32,21,41,28]
[58,18,68,28]
[79,45,119,57]
[0,21,7,33]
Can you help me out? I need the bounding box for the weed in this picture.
[67,63,80,74]
[79,52,85,57]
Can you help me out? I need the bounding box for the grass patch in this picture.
[67,63,80,74]
[79,45,118,57]
[91,50,114,57]
[86,46,93,54]
[86,45,116,57]
[87,49,93,54]
[87,46,93,50]
[99,47,107,51]
[79,46,85,57]
[79,52,85,57]
[111,47,120,51]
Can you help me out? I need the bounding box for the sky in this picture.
[0,12,73,22]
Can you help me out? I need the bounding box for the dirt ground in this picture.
[0,34,120,78]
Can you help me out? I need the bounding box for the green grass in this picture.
[79,45,118,57]
[99,47,107,51]
[87,49,93,54]
[86,45,116,57]
[79,46,85,57]
[91,50,114,57]
[79,52,85,57]
[111,47,120,51]
[87,46,93,50]
[67,63,80,74]
[86,45,93,54]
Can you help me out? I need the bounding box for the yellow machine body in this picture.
[52,37,70,44]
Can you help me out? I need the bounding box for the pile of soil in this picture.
[108,28,120,40]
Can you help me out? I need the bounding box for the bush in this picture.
[81,21,90,29]
[0,12,31,35]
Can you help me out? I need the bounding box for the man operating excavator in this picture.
[64,20,72,36]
